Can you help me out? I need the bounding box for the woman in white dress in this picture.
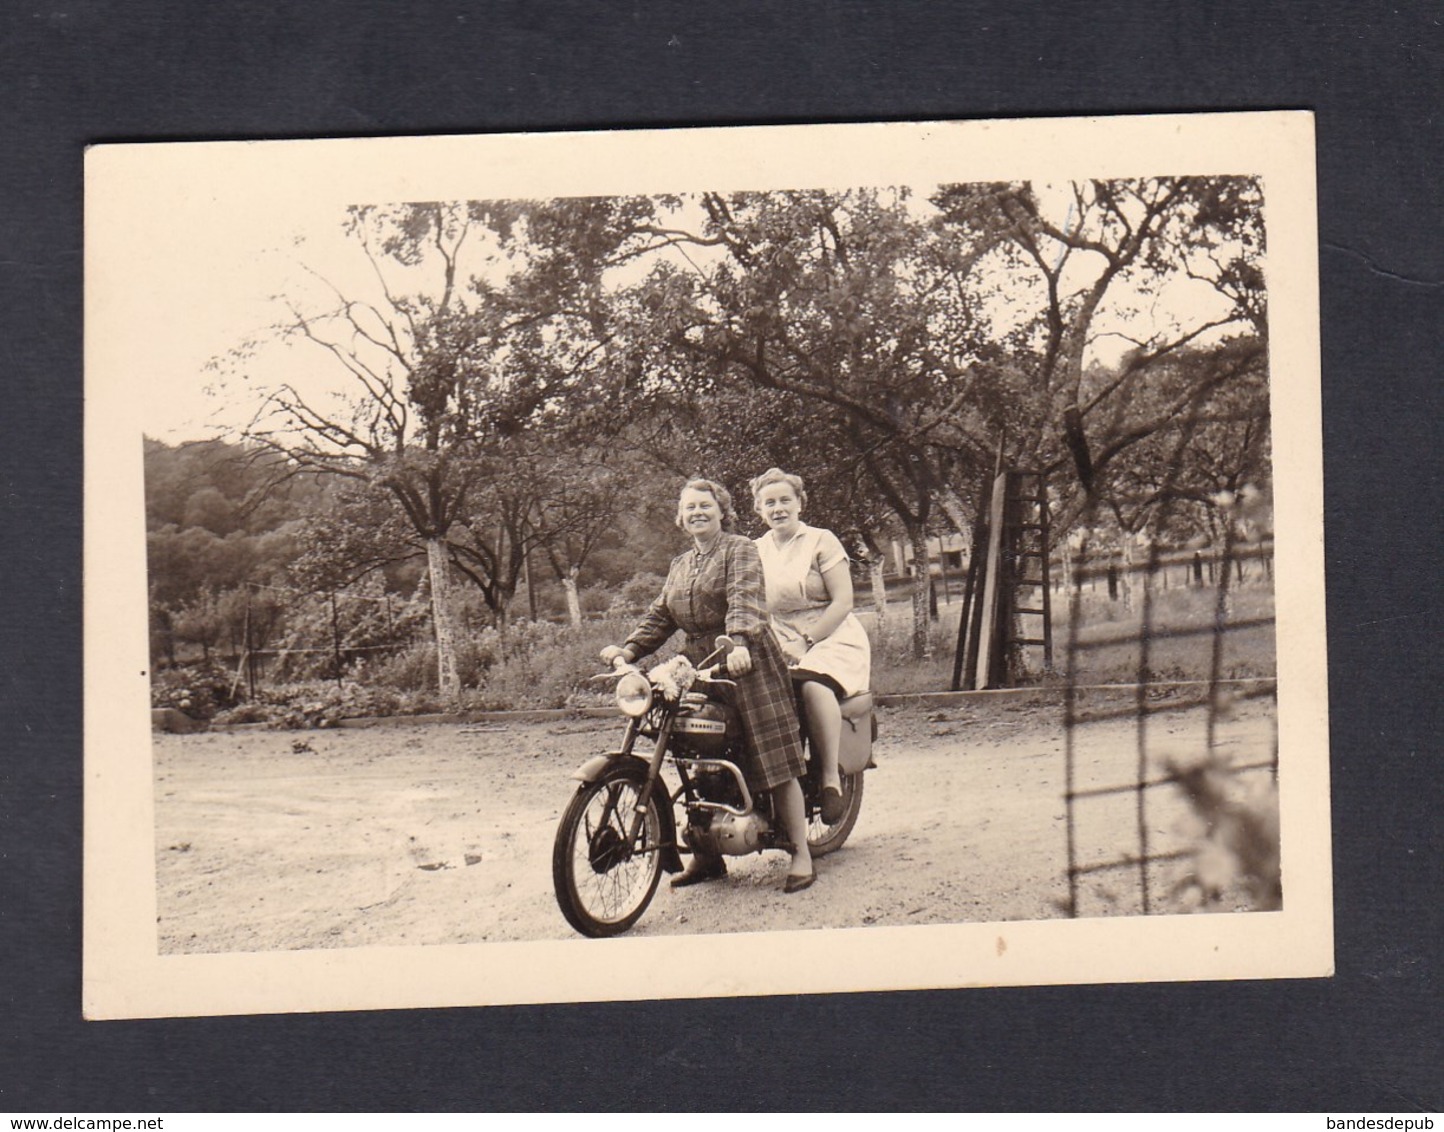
[749,468,872,825]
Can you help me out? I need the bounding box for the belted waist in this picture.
[685,629,739,647]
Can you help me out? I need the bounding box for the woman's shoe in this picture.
[820,785,847,825]
[783,867,816,894]
[670,856,727,888]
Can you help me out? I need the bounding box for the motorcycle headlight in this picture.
[615,671,654,718]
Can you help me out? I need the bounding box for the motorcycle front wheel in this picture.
[552,772,664,938]
[807,771,864,857]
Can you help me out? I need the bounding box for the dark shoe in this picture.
[670,856,727,888]
[783,867,816,894]
[820,785,847,825]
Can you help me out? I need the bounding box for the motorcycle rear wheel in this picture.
[553,773,664,938]
[806,771,864,857]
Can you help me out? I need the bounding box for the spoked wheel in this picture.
[806,771,864,857]
[553,772,664,937]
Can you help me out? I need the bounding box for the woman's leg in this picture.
[801,680,843,793]
[775,777,813,883]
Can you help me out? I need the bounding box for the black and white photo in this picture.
[84,113,1331,1019]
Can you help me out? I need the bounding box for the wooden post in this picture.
[244,586,256,700]
[330,591,344,690]
[973,470,1009,690]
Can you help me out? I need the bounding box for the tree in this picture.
[931,176,1268,526]
[219,202,529,698]
[205,177,1272,685]
[594,189,1001,655]
[1092,340,1271,545]
[519,443,637,625]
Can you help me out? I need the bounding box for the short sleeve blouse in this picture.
[757,524,849,615]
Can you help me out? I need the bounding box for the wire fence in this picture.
[1054,410,1278,917]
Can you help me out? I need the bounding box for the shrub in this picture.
[347,616,660,709]
[369,634,498,691]
[368,641,440,691]
[150,659,238,721]
[579,583,615,617]
[468,616,641,710]
[210,681,447,729]
[609,572,668,615]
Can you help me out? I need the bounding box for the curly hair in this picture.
[676,477,738,531]
[748,467,808,511]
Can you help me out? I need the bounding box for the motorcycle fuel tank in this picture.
[670,700,737,757]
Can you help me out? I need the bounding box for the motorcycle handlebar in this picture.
[697,663,736,685]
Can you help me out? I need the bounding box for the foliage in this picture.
[210,681,446,729]
[207,615,667,724]
[150,659,241,721]
[163,178,1273,695]
[608,571,669,615]
[1168,762,1281,912]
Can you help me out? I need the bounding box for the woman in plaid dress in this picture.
[601,478,815,893]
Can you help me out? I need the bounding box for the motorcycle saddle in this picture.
[839,691,873,721]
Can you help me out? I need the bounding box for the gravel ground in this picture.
[153,695,1278,952]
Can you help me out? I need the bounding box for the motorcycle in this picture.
[552,635,876,938]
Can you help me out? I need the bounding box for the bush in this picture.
[369,634,499,691]
[217,612,684,721]
[609,572,668,616]
[210,681,447,729]
[468,616,644,710]
[348,616,663,709]
[150,659,239,721]
[578,583,615,617]
[368,641,439,691]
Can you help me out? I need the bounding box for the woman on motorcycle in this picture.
[600,478,816,893]
[750,468,872,826]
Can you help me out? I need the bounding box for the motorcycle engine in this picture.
[685,811,770,857]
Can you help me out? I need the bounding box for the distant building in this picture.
[887,532,970,577]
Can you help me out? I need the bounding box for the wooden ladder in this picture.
[952,469,1053,689]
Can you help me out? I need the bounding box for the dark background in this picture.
[3,0,1440,1112]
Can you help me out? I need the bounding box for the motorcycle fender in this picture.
[570,753,627,783]
[570,753,684,874]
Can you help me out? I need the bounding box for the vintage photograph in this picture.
[84,114,1331,1019]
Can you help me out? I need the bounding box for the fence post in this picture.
[330,591,343,690]
[244,586,256,700]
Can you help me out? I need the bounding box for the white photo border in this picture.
[84,111,1330,1020]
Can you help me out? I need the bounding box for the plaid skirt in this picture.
[683,630,805,792]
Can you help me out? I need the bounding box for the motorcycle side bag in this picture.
[837,692,874,775]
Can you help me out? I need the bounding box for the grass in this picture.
[186,573,1276,725]
[864,573,1276,695]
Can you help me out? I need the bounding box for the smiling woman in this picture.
[598,477,818,891]
[751,467,873,824]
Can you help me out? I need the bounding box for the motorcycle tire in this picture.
[552,771,664,938]
[806,771,864,857]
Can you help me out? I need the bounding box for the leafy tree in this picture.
[931,176,1268,524]
[197,177,1272,687]
[216,203,538,697]
[589,189,1000,655]
[1093,340,1271,544]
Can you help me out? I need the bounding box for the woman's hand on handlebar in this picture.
[599,644,632,668]
[725,645,752,676]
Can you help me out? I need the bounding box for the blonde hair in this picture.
[675,478,738,531]
[749,467,808,512]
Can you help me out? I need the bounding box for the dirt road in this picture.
[154,696,1276,953]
